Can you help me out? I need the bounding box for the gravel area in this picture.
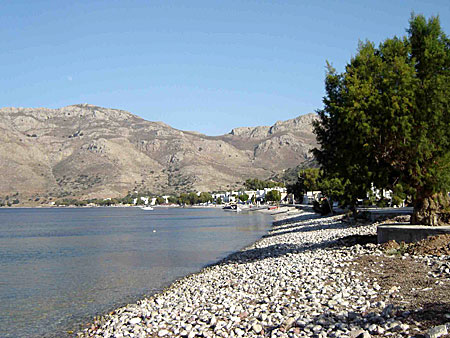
[77,211,450,338]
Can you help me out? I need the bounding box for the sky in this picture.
[1,1,449,135]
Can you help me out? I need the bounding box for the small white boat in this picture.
[140,206,154,211]
[222,204,242,212]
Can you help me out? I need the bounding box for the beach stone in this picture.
[400,323,410,331]
[129,317,141,325]
[78,213,440,338]
[312,325,322,333]
[239,311,248,319]
[426,325,448,338]
[368,324,379,334]
[328,300,338,307]
[281,317,295,331]
[252,323,263,333]
[158,329,169,336]
[350,329,370,338]
[234,327,244,336]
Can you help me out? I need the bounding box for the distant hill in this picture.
[0,104,318,204]
[269,158,320,185]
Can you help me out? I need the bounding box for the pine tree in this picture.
[313,14,450,225]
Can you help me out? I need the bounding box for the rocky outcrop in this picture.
[229,114,317,139]
[0,104,318,204]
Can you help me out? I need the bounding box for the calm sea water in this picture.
[0,207,272,338]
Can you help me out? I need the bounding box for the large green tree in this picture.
[244,178,284,190]
[238,193,249,203]
[313,14,450,225]
[198,192,213,204]
[265,190,281,203]
[287,168,321,197]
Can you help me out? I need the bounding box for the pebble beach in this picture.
[78,209,450,338]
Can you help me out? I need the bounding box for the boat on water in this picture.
[222,204,242,212]
[140,206,154,211]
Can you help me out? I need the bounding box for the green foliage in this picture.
[265,190,281,202]
[56,198,88,206]
[318,176,345,206]
[244,178,284,190]
[313,198,332,215]
[156,196,165,205]
[238,193,249,203]
[168,196,178,204]
[287,168,320,196]
[198,192,213,204]
[270,159,320,185]
[216,196,223,204]
[313,14,450,221]
[287,168,346,209]
[176,192,210,205]
[121,195,134,205]
[383,242,410,256]
[376,198,390,208]
[391,183,411,207]
[177,193,189,205]
[188,192,198,205]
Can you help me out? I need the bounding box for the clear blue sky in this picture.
[1,1,449,135]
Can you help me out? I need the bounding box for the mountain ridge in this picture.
[0,104,318,205]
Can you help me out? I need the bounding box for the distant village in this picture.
[134,186,290,206]
[41,178,294,207]
[51,186,292,207]
[0,174,405,208]
[43,174,405,208]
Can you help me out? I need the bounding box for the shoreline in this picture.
[68,207,281,336]
[77,210,450,338]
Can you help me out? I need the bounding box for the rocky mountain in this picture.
[0,104,318,204]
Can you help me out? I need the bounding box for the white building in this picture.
[302,191,322,204]
[133,196,150,205]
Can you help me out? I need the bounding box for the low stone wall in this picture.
[358,207,413,221]
[377,223,450,244]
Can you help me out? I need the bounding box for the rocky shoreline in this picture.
[77,210,450,338]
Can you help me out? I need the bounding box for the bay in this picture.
[0,207,272,337]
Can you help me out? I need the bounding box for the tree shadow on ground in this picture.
[408,302,450,327]
[218,233,376,267]
[266,220,346,239]
[220,241,332,265]
[261,303,448,338]
[272,213,323,226]
[271,213,331,230]
[209,213,377,266]
[332,234,377,247]
[266,214,371,240]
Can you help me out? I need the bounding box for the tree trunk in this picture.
[411,191,450,226]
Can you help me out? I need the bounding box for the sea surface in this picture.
[0,207,272,337]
